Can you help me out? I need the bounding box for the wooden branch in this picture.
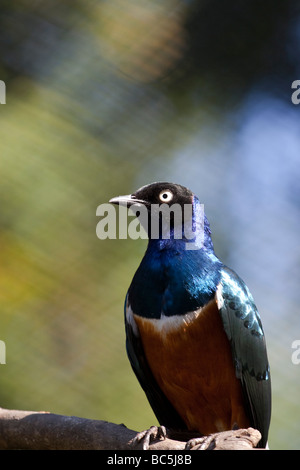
[0,408,261,450]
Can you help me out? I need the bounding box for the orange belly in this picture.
[133,299,250,435]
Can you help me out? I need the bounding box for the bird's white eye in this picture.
[159,190,173,203]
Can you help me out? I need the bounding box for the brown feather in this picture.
[133,299,250,435]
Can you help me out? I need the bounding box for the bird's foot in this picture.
[130,425,167,450]
[185,433,217,450]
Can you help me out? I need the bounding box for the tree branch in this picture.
[0,408,262,450]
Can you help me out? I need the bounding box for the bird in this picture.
[109,182,271,449]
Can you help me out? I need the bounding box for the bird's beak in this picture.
[109,194,146,207]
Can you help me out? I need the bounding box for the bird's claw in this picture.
[131,425,167,450]
[185,434,216,450]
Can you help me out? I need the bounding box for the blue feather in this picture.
[128,200,222,318]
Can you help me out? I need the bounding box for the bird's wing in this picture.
[216,266,271,447]
[124,295,187,431]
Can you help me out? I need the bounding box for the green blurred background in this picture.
[0,0,300,449]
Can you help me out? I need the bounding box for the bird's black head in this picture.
[109,182,210,249]
[132,182,194,208]
[110,182,194,209]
